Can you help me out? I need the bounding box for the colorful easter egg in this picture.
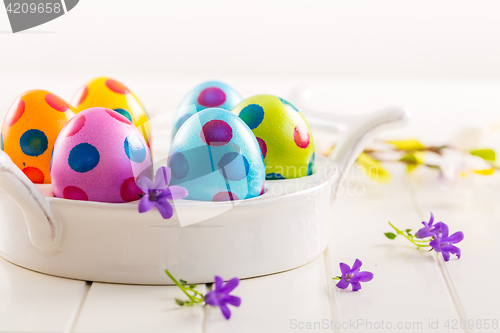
[51,107,153,203]
[1,90,75,183]
[172,81,242,138]
[71,77,151,147]
[168,108,265,201]
[231,94,314,179]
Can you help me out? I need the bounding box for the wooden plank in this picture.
[204,254,333,333]
[0,257,87,333]
[73,283,206,333]
[409,174,500,331]
[327,170,463,333]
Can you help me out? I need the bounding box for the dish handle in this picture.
[0,151,61,251]
[306,106,410,201]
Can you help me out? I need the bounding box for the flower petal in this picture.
[354,271,374,283]
[442,244,461,259]
[168,186,189,200]
[430,239,442,252]
[204,290,219,306]
[138,196,155,213]
[447,231,464,244]
[339,263,351,276]
[164,167,172,185]
[434,222,449,238]
[154,167,170,188]
[136,176,153,191]
[416,228,432,239]
[221,277,240,294]
[156,201,174,219]
[222,295,241,307]
[441,250,451,261]
[219,303,232,320]
[213,276,224,291]
[336,278,350,290]
[156,189,172,201]
[351,259,363,273]
[351,282,362,291]
[428,212,434,225]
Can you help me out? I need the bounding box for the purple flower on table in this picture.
[335,259,374,292]
[416,212,440,239]
[136,166,188,219]
[205,276,242,320]
[387,213,465,261]
[429,222,464,261]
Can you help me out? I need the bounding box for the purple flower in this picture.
[205,276,241,320]
[429,222,464,261]
[136,166,188,219]
[416,212,440,238]
[335,259,374,292]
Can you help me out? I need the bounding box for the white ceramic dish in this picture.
[0,106,408,285]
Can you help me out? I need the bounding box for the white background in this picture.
[2,0,500,79]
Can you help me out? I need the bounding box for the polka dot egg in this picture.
[72,77,151,147]
[172,81,242,138]
[231,94,315,179]
[1,90,75,183]
[168,108,265,201]
[51,107,153,203]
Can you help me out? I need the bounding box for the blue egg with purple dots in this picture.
[172,81,243,138]
[168,108,265,202]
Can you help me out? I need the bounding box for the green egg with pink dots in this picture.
[231,94,315,179]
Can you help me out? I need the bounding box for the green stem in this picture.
[388,222,431,248]
[188,289,205,299]
[413,239,432,243]
[165,269,202,304]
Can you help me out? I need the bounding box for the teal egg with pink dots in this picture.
[172,81,243,138]
[51,107,153,203]
[168,108,265,201]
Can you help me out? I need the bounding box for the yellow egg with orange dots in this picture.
[71,77,151,147]
[1,90,75,184]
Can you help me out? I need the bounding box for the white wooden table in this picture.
[0,79,499,333]
[0,166,498,333]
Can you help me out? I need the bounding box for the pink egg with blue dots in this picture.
[51,107,153,203]
[168,108,265,202]
[172,81,243,138]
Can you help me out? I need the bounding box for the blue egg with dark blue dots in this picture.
[172,81,243,138]
[168,108,265,201]
[169,152,189,179]
[218,152,249,181]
